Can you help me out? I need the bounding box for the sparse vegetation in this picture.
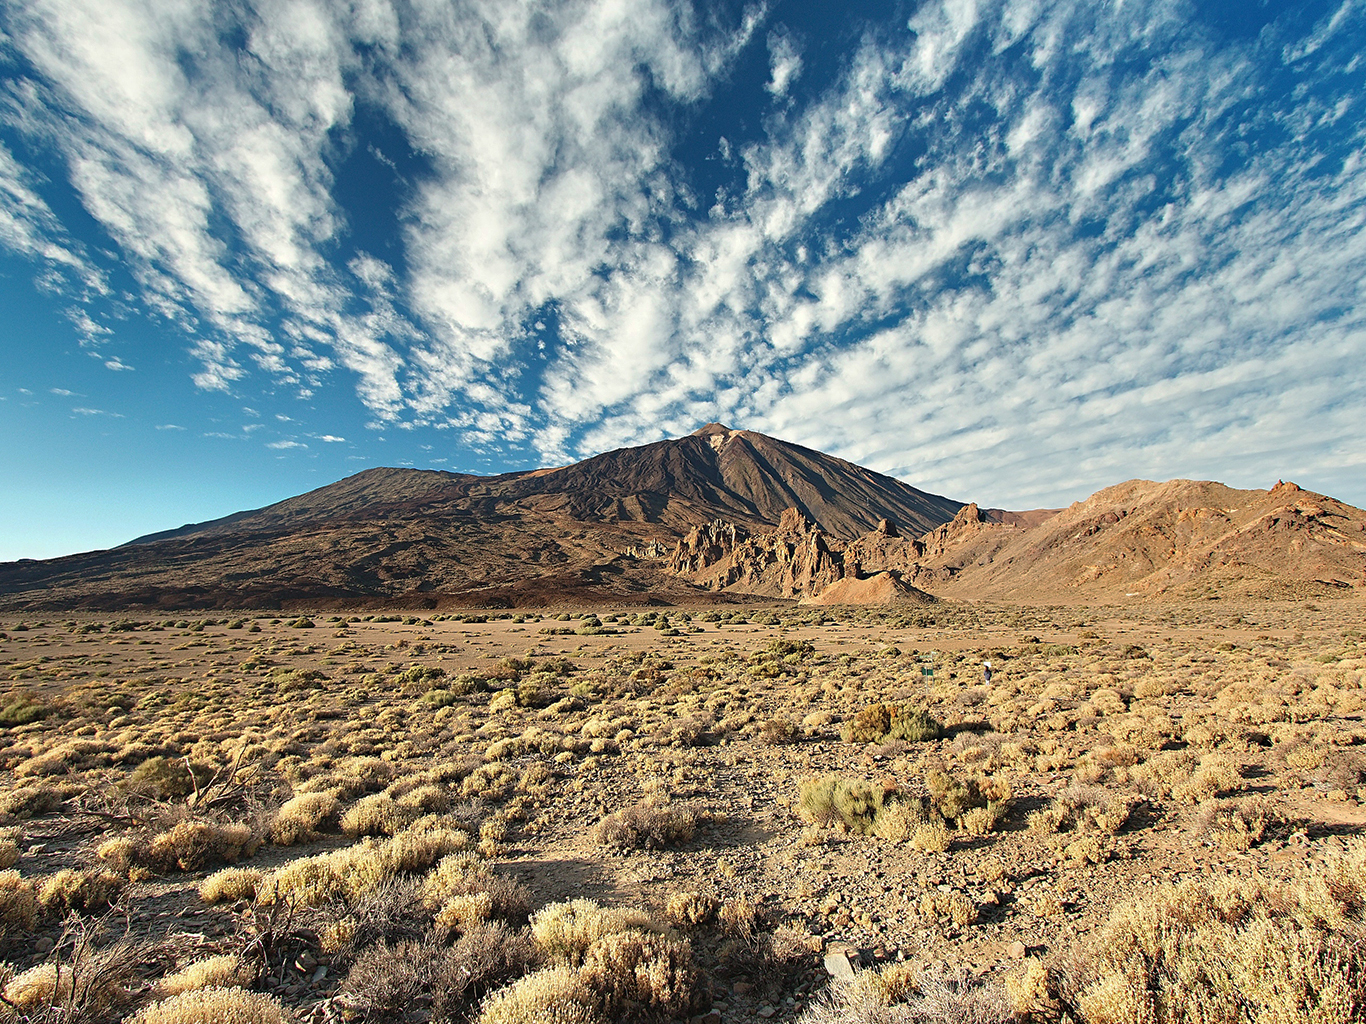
[0,605,1360,1022]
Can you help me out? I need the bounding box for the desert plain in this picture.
[1,598,1364,1023]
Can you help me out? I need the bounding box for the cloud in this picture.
[2,0,1364,507]
[103,357,132,370]
[765,29,802,97]
[316,434,345,442]
[266,439,306,449]
[155,423,185,430]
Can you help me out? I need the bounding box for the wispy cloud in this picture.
[267,439,306,449]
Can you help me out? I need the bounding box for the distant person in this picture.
[983,660,992,685]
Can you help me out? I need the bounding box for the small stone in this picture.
[757,1006,777,1019]
[33,937,55,955]
[1008,941,1028,959]
[732,981,754,995]
[824,951,857,983]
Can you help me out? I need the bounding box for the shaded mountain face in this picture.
[0,425,962,610]
[126,424,962,544]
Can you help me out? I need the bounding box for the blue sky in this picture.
[2,0,1364,561]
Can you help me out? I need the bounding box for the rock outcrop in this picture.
[667,506,934,602]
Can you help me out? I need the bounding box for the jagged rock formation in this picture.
[668,507,936,602]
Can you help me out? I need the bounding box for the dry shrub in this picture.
[0,783,64,820]
[758,718,799,745]
[156,955,253,997]
[271,791,339,845]
[866,801,922,843]
[422,854,531,924]
[461,763,517,802]
[263,824,469,909]
[344,929,535,1021]
[123,756,213,802]
[926,771,1012,826]
[1058,839,1366,1024]
[1005,959,1058,1020]
[1128,750,1197,799]
[145,820,261,873]
[451,922,537,1000]
[397,784,451,815]
[341,793,413,838]
[841,704,941,745]
[798,966,1010,1024]
[664,891,718,929]
[96,837,139,875]
[592,802,699,851]
[1169,754,1244,804]
[0,839,19,870]
[129,987,290,1024]
[0,870,37,932]
[2,930,139,1019]
[199,867,263,905]
[529,900,663,967]
[38,868,126,916]
[580,929,699,1018]
[909,818,952,853]
[478,967,602,1024]
[918,890,978,928]
[799,777,893,834]
[1027,787,1137,835]
[321,879,427,966]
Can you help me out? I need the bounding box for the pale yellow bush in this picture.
[0,840,18,870]
[38,867,125,915]
[130,987,290,1024]
[1064,840,1366,1024]
[664,890,718,928]
[156,955,253,996]
[477,967,602,1024]
[0,871,37,932]
[580,929,698,1018]
[96,836,140,875]
[4,963,73,1011]
[1170,755,1243,804]
[145,820,260,872]
[435,892,495,931]
[529,900,662,966]
[271,791,339,845]
[341,793,412,838]
[909,818,951,853]
[263,825,469,909]
[199,867,263,905]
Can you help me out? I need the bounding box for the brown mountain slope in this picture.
[0,425,962,610]
[663,479,1366,604]
[922,479,1366,601]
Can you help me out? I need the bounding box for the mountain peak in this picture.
[692,422,736,436]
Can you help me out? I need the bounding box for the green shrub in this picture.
[841,704,941,744]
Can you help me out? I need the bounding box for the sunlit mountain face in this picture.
[1,0,1363,560]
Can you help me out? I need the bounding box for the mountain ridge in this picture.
[4,427,1363,610]
[0,425,963,609]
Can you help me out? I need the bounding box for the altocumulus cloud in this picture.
[0,0,1364,507]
